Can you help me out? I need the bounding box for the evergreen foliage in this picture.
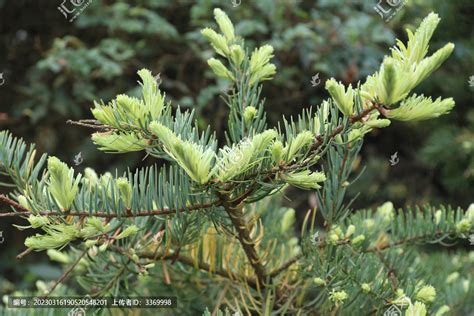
[0,9,472,316]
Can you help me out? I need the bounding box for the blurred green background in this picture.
[0,0,472,302]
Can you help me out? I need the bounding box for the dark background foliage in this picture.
[0,0,472,299]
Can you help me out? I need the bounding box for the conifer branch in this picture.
[375,251,399,291]
[66,119,111,130]
[142,252,259,290]
[0,194,30,212]
[92,259,131,297]
[220,104,378,188]
[110,243,260,290]
[363,229,460,253]
[307,104,377,153]
[16,248,33,260]
[44,250,87,297]
[269,253,303,278]
[216,192,269,288]
[314,221,468,254]
[1,10,467,315]
[0,194,221,218]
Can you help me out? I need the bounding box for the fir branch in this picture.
[268,253,303,278]
[109,243,260,290]
[66,119,111,130]
[217,192,269,288]
[338,265,390,306]
[16,248,33,260]
[306,104,376,154]
[0,194,30,212]
[149,252,258,290]
[1,9,467,315]
[92,259,131,297]
[363,229,462,253]
[44,250,87,297]
[222,104,378,187]
[0,194,221,218]
[374,251,399,291]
